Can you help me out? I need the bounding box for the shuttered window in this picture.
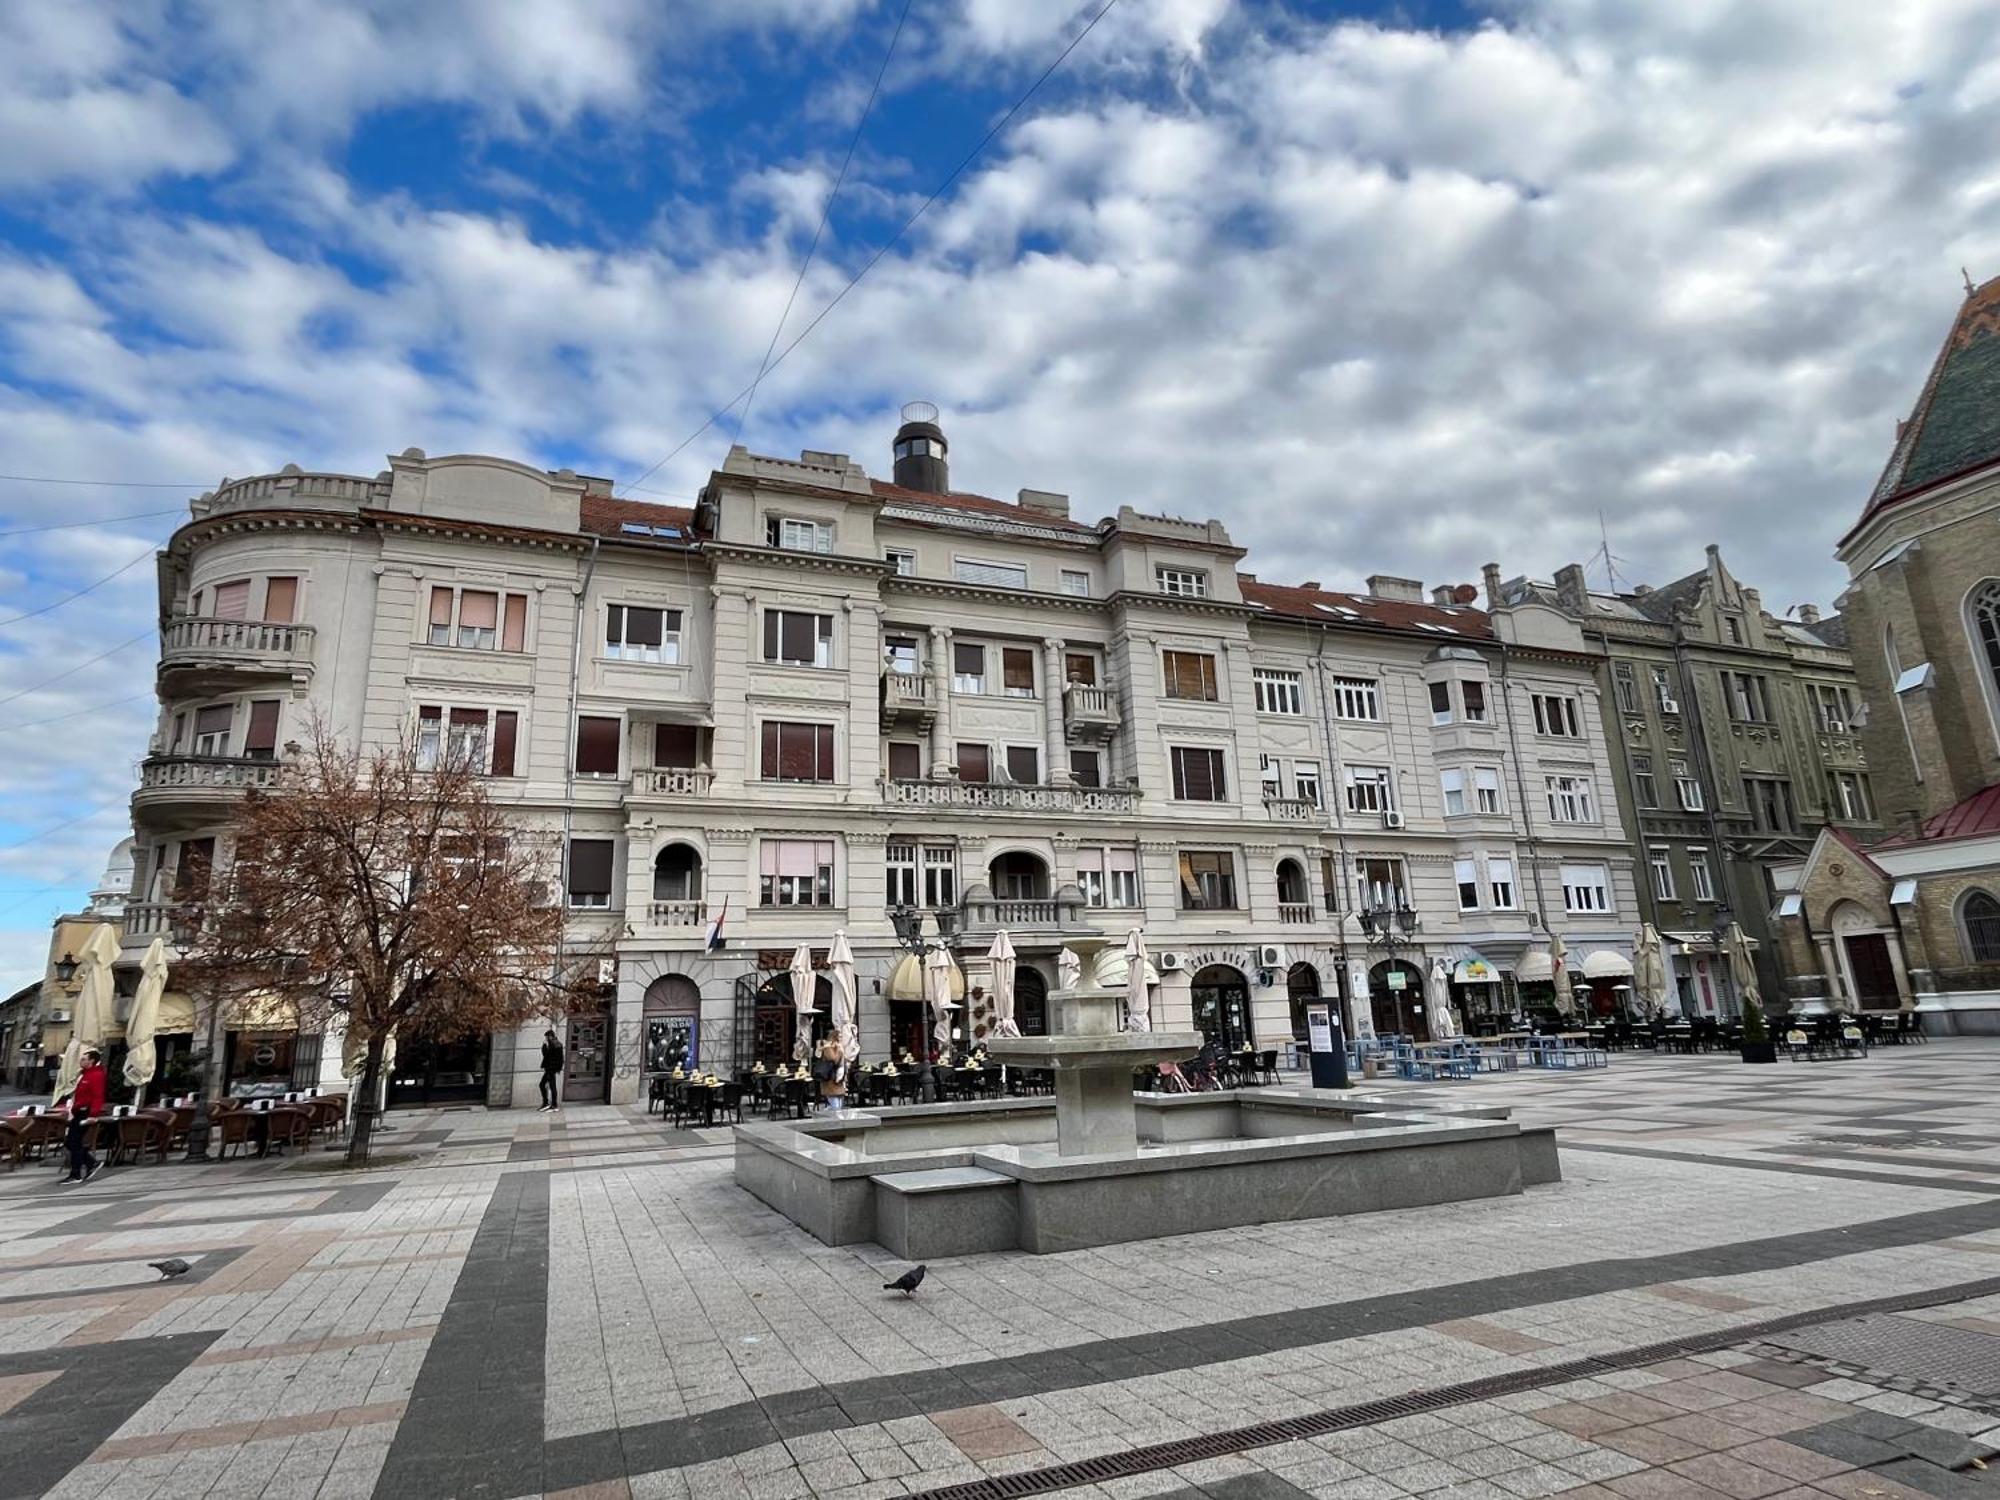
[243,700,281,759]
[760,722,836,782]
[1002,648,1036,697]
[1163,651,1218,701]
[575,716,621,776]
[1005,746,1040,784]
[211,580,250,620]
[262,577,297,623]
[887,742,923,780]
[956,743,991,783]
[654,723,698,769]
[567,838,615,908]
[490,711,518,777]
[1170,746,1227,801]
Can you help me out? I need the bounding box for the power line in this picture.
[0,796,134,855]
[0,632,153,708]
[0,508,182,536]
[0,692,152,733]
[0,543,160,629]
[731,0,914,455]
[617,0,1122,497]
[0,472,202,489]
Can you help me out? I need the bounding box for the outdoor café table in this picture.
[681,1081,723,1127]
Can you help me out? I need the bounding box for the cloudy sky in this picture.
[1,0,1997,992]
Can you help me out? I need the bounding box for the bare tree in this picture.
[183,725,600,1163]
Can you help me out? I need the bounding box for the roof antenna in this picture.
[1965,267,1977,297]
[1591,508,1626,592]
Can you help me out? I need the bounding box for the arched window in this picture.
[1963,890,2000,963]
[1967,581,2000,745]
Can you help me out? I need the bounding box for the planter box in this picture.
[1739,1041,1777,1064]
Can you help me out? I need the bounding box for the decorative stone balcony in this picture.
[955,882,1092,936]
[882,779,1140,815]
[879,670,936,732]
[646,899,709,927]
[1278,902,1314,924]
[159,616,315,694]
[1263,795,1325,825]
[1062,683,1120,743]
[134,756,281,824]
[629,767,715,798]
[123,901,197,944]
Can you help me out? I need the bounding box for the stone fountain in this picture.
[987,934,1202,1156]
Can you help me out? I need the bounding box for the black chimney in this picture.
[892,401,948,494]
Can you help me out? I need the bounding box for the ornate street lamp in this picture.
[1357,898,1422,1036]
[888,904,960,1102]
[52,952,79,986]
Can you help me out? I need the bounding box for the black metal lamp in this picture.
[53,952,79,985]
[889,905,924,950]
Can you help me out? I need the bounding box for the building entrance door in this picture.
[1190,965,1254,1052]
[1843,933,1901,1010]
[564,1013,610,1102]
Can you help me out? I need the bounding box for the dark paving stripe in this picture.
[374,1172,549,1500]
[1569,1143,2000,1195]
[25,1181,396,1238]
[542,1193,2000,1487]
[1770,1146,2000,1175]
[504,1137,550,1164]
[0,1330,219,1500]
[0,1245,250,1306]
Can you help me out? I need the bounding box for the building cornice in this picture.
[703,540,892,578]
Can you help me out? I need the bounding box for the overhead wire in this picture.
[0,508,183,536]
[0,692,153,733]
[0,632,153,708]
[0,473,203,488]
[616,0,1123,497]
[0,543,161,629]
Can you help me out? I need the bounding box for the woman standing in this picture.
[816,1035,847,1113]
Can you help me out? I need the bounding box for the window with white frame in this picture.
[1487,856,1516,909]
[1688,849,1715,902]
[1455,857,1480,911]
[566,838,615,909]
[1532,693,1582,737]
[1613,663,1639,714]
[1653,666,1681,713]
[1546,773,1595,823]
[1829,770,1874,821]
[1429,681,1453,725]
[1328,676,1380,721]
[886,548,916,576]
[1060,569,1090,597]
[954,557,1029,589]
[886,842,918,907]
[605,604,681,663]
[924,845,957,907]
[417,704,522,776]
[1813,682,1855,733]
[1254,668,1303,715]
[1561,863,1611,914]
[427,585,527,652]
[1076,846,1140,908]
[1672,759,1704,810]
[1155,567,1208,598]
[1259,755,1282,800]
[882,634,919,675]
[1355,857,1407,910]
[1294,760,1322,807]
[1441,768,1467,816]
[191,703,234,757]
[1474,767,1502,813]
[767,515,832,553]
[759,839,835,907]
[1462,680,1488,722]
[952,642,986,693]
[1632,754,1659,808]
[1649,847,1676,901]
[1344,764,1392,814]
[762,610,833,668]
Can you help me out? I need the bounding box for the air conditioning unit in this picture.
[1256,943,1284,968]
[1157,952,1186,973]
[1659,697,1680,715]
[596,958,618,988]
[1382,810,1406,830]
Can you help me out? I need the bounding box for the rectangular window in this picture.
[1613,663,1639,714]
[1532,694,1582,737]
[883,635,919,675]
[211,580,250,620]
[1744,777,1796,833]
[1487,856,1516,909]
[1632,754,1659,808]
[923,846,956,907]
[606,604,681,663]
[954,558,1029,589]
[503,595,526,652]
[1344,764,1391,814]
[1650,848,1676,901]
[1816,684,1855,734]
[1063,652,1097,686]
[1076,847,1140,908]
[1259,754,1283,801]
[416,705,441,769]
[888,741,923,780]
[1546,774,1595,823]
[1004,746,1040,784]
[952,642,986,693]
[1294,760,1322,807]
[1689,850,1715,902]
[1328,676,1380,721]
[759,839,835,907]
[1653,667,1680,713]
[1829,770,1873,821]
[263,576,298,623]
[653,723,697,770]
[1254,668,1303,715]
[1474,767,1502,814]
[1355,857,1407,911]
[1430,681,1454,725]
[1155,567,1208,598]
[427,585,525,651]
[767,516,832,553]
[1462,680,1487,722]
[1673,760,1704,811]
[491,711,519,777]
[886,842,917,907]
[1060,569,1090,597]
[1455,857,1480,911]
[1163,650,1219,701]
[575,715,621,777]
[1725,671,1771,723]
[567,838,614,909]
[1002,647,1036,698]
[1723,615,1744,644]
[1441,767,1466,816]
[763,610,833,668]
[760,721,836,783]
[1319,855,1341,913]
[243,700,281,759]
[957,743,991,783]
[174,837,216,902]
[1070,749,1101,787]
[193,704,233,756]
[886,548,917,576]
[1177,850,1237,910]
[456,590,498,650]
[1170,746,1228,802]
[447,707,488,770]
[1561,863,1611,914]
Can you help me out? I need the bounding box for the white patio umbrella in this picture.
[1428,958,1457,1039]
[924,944,960,1058]
[1724,922,1761,1013]
[1123,928,1151,1033]
[54,923,120,1104]
[788,943,818,1062]
[1633,924,1671,1017]
[989,930,1020,1038]
[1057,946,1082,993]
[1550,932,1575,1017]
[123,937,169,1100]
[827,930,859,1072]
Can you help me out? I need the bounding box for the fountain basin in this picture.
[987,1029,1203,1156]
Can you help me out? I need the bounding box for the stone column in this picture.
[1043,637,1070,785]
[929,625,954,778]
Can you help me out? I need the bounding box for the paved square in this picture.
[9,1043,2000,1499]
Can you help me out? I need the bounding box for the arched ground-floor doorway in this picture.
[1191,964,1255,1052]
[1286,962,1321,1041]
[643,974,702,1076]
[1017,967,1050,1036]
[1369,959,1429,1041]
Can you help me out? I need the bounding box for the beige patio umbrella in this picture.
[54,923,120,1104]
[1057,946,1082,993]
[1428,959,1457,1039]
[1724,922,1761,1013]
[923,943,960,1058]
[988,930,1020,1038]
[1633,924,1671,1017]
[123,937,168,1100]
[827,930,859,1071]
[788,943,818,1062]
[1123,927,1151,1032]
[1550,932,1575,1017]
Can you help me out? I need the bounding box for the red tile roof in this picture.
[1880,781,2000,847]
[868,479,1097,534]
[579,493,697,541]
[1239,578,1496,639]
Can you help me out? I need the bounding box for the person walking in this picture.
[61,1048,107,1184]
[815,1034,847,1114]
[538,1029,565,1112]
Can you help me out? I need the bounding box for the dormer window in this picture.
[766,516,832,554]
[1156,567,1208,598]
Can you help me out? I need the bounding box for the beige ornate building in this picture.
[123,407,1636,1105]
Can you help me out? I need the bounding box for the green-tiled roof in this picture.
[1865,279,2000,518]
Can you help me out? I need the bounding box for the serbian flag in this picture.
[705,895,729,952]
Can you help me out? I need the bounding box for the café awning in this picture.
[886,952,963,1003]
[1514,951,1554,983]
[1580,949,1634,980]
[1453,956,1500,984]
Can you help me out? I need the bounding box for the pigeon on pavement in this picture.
[148,1259,192,1281]
[883,1264,926,1296]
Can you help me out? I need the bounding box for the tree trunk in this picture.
[348,1032,387,1166]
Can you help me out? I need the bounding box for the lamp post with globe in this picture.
[1356,898,1422,1037]
[888,904,960,1102]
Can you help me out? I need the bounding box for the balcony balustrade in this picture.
[1263,796,1325,825]
[646,899,709,927]
[956,888,1091,933]
[882,779,1139,815]
[123,901,197,943]
[160,617,316,687]
[629,767,715,798]
[138,755,282,794]
[1277,902,1315,924]
[879,670,936,732]
[1062,682,1120,742]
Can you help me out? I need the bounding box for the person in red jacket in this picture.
[62,1048,106,1184]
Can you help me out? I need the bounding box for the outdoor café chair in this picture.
[216,1110,257,1159]
[0,1119,21,1172]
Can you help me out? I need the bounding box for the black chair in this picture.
[715,1083,743,1124]
[1254,1050,1279,1085]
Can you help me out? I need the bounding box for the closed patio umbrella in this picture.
[788,943,818,1061]
[1551,932,1575,1017]
[1633,925,1671,1017]
[123,937,168,1100]
[1724,922,1761,1013]
[827,931,859,1071]
[54,923,119,1104]
[924,944,959,1058]
[1123,928,1150,1033]
[1057,946,1081,994]
[989,930,1020,1038]
[1428,959,1457,1039]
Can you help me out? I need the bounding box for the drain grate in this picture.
[905,1274,2000,1500]
[1769,1314,2000,1399]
